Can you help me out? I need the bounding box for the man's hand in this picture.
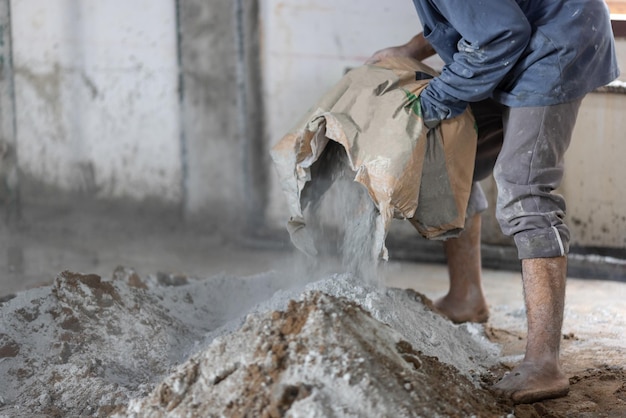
[366,33,436,64]
[366,44,415,64]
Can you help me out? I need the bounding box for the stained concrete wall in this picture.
[559,91,626,249]
[4,0,262,234]
[11,0,183,202]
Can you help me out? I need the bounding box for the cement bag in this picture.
[270,57,477,260]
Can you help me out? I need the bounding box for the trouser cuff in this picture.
[514,226,569,260]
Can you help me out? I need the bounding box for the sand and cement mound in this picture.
[0,269,509,417]
[120,292,508,417]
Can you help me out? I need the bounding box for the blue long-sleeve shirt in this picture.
[412,0,620,121]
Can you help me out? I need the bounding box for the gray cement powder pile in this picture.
[120,275,510,418]
[0,267,510,417]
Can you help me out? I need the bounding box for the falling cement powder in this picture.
[298,140,381,285]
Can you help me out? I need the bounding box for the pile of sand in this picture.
[0,268,510,417]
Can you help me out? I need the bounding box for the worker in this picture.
[368,0,619,404]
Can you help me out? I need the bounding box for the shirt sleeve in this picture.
[420,0,532,121]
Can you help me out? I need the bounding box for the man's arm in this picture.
[366,33,436,64]
[419,0,531,121]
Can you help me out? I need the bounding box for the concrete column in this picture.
[178,0,265,235]
[0,0,19,223]
[177,0,240,223]
[235,0,267,234]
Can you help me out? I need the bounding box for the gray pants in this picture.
[468,98,583,259]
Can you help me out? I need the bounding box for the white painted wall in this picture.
[12,0,182,202]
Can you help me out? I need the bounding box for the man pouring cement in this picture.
[368,0,619,405]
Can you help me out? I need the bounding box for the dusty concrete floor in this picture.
[1,200,625,415]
